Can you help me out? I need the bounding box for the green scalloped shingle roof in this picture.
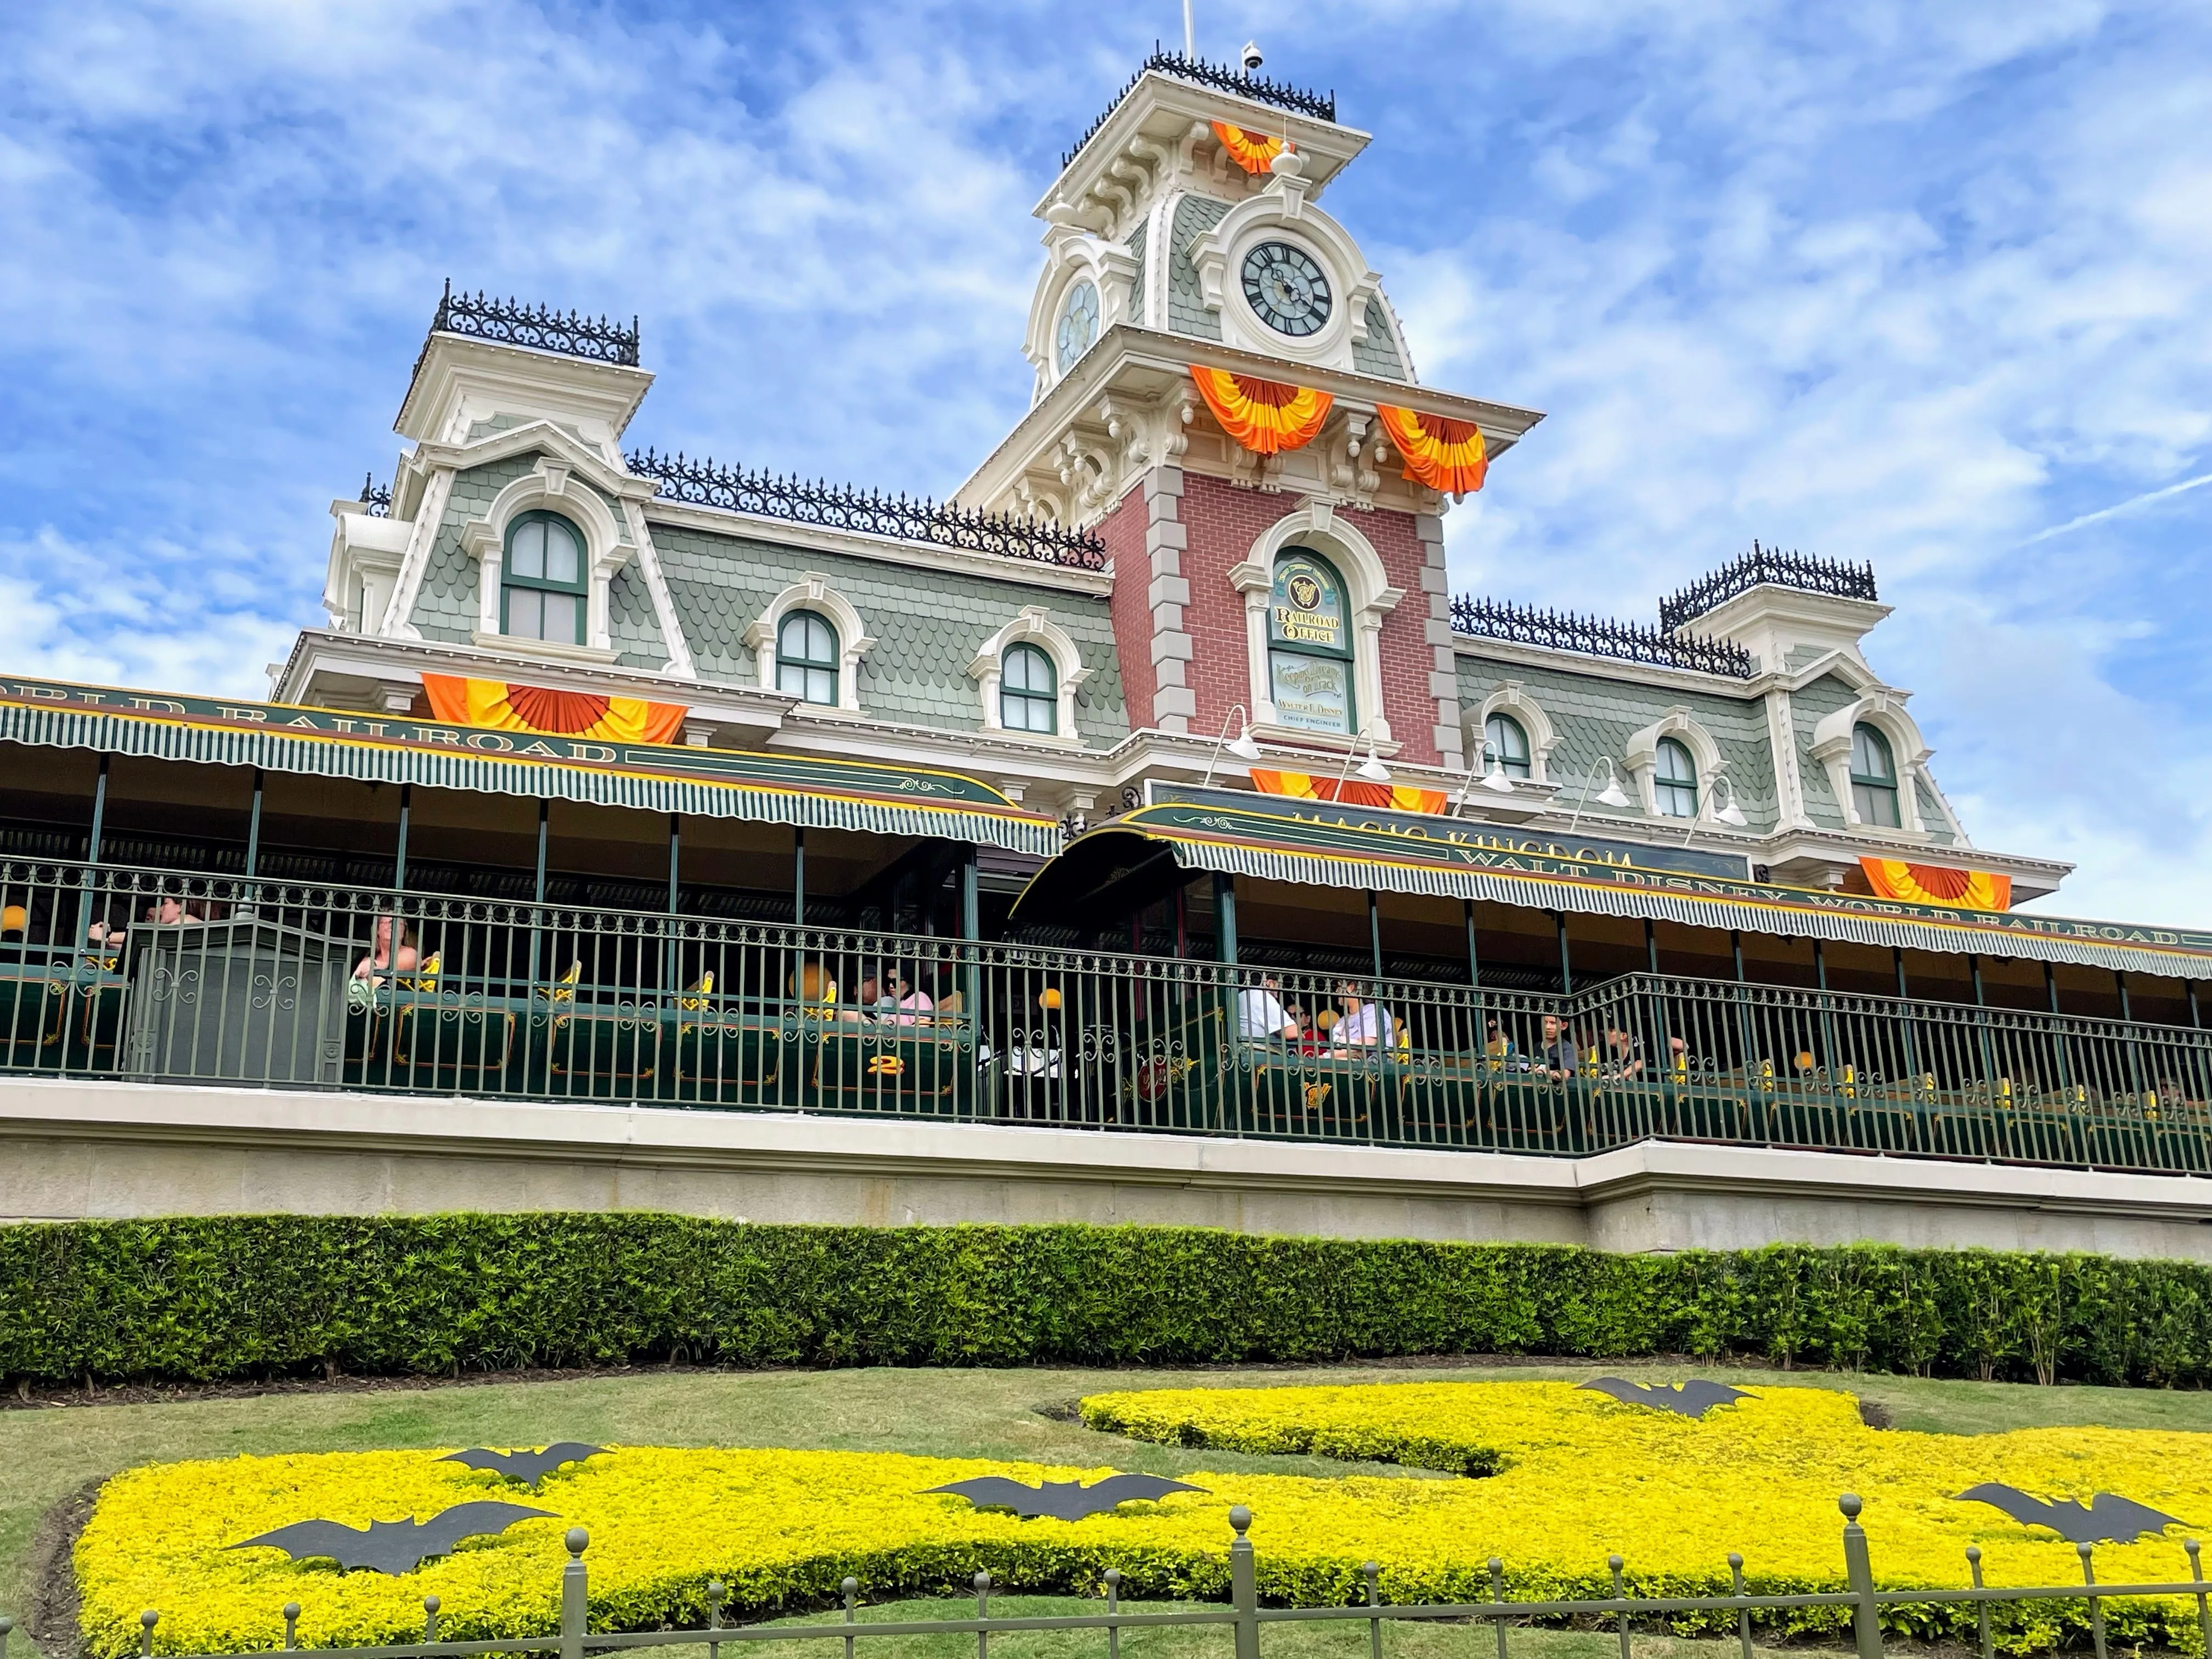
[651,521,1127,746]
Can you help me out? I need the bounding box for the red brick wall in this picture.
[1097,482,1155,730]
[1178,473,1441,766]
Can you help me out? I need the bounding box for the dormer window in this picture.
[776,611,839,705]
[1654,737,1700,819]
[1055,281,1100,374]
[1001,642,1059,734]
[501,512,586,644]
[1851,723,1902,828]
[1483,714,1531,780]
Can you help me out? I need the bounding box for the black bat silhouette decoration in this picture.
[438,1443,608,1487]
[925,1473,1206,1521]
[1955,1483,2187,1544]
[227,1501,556,1575]
[1578,1378,1752,1418]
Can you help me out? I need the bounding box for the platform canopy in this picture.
[1014,797,2212,979]
[0,675,1060,857]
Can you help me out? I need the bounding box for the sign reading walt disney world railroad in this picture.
[1152,783,1754,880]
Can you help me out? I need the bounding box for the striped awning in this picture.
[1017,799,2212,979]
[0,675,1060,857]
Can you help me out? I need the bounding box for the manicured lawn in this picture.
[10,1358,2212,1659]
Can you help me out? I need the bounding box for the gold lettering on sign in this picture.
[128,697,185,714]
[216,707,268,724]
[412,727,462,747]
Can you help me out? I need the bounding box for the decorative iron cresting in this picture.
[430,279,641,367]
[1660,541,1880,631]
[625,448,1108,569]
[1955,1485,2187,1545]
[439,1444,606,1488]
[225,1501,556,1575]
[1579,1378,1752,1418]
[1063,48,1337,168]
[359,475,392,518]
[1451,595,1756,679]
[924,1472,1205,1520]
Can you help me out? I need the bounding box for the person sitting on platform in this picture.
[844,972,885,1021]
[1237,973,1299,1042]
[1599,1023,1645,1080]
[1485,1019,1519,1066]
[1331,982,1391,1052]
[888,968,934,1025]
[89,894,223,946]
[351,915,419,986]
[1538,1012,1582,1080]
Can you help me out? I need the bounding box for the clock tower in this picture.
[958,54,1543,779]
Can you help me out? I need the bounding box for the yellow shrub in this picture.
[1082,1381,2212,1652]
[72,1385,2212,1657]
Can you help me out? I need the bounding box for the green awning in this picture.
[0,675,1060,857]
[1016,799,2212,979]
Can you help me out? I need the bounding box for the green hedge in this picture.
[4,1216,2212,1387]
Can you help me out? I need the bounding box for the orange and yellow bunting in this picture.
[422,674,687,747]
[1190,367,1333,455]
[1212,121,1287,176]
[1376,404,1487,495]
[1251,768,1452,817]
[1860,857,2013,912]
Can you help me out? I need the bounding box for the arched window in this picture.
[776,611,839,705]
[1654,737,1699,818]
[1267,548,1353,735]
[1850,723,1901,828]
[1483,713,1531,779]
[502,512,586,644]
[1001,642,1058,734]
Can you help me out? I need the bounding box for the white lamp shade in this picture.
[1480,768,1517,794]
[1718,801,1749,827]
[1595,780,1630,808]
[1226,731,1263,762]
[1356,754,1393,785]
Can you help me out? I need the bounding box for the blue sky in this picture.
[1,1,2208,925]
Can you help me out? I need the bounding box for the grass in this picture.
[734,1594,1804,1659]
[11,1357,2212,1659]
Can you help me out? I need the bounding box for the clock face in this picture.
[1055,280,1100,373]
[1241,241,1332,337]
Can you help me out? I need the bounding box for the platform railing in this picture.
[3,858,2210,1175]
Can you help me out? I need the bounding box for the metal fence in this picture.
[5,858,2212,1175]
[12,1499,2211,1659]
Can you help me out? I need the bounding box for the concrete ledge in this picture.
[6,1076,2212,1257]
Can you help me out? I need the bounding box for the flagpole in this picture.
[1183,0,1194,58]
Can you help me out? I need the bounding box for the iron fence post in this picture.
[1229,1505,1261,1659]
[1966,1547,1990,1659]
[422,1595,440,1644]
[1728,1553,1752,1659]
[2079,1543,2107,1659]
[1839,1494,1882,1659]
[1609,1555,1629,1659]
[1363,1561,1382,1659]
[707,1580,725,1659]
[2187,1539,2210,1658]
[1487,1558,1508,1659]
[974,1570,991,1659]
[140,1610,157,1659]
[1105,1568,1122,1659]
[2,1612,13,1659]
[841,1577,856,1659]
[561,1527,589,1659]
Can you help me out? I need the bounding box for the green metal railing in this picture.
[7,1498,2209,1659]
[4,859,2211,1175]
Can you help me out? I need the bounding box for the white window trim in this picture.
[1810,693,1931,834]
[1623,707,1729,822]
[459,461,627,664]
[967,606,1092,745]
[1469,681,1560,783]
[743,575,874,714]
[1228,500,1404,747]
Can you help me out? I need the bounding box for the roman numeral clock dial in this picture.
[1241,240,1331,337]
